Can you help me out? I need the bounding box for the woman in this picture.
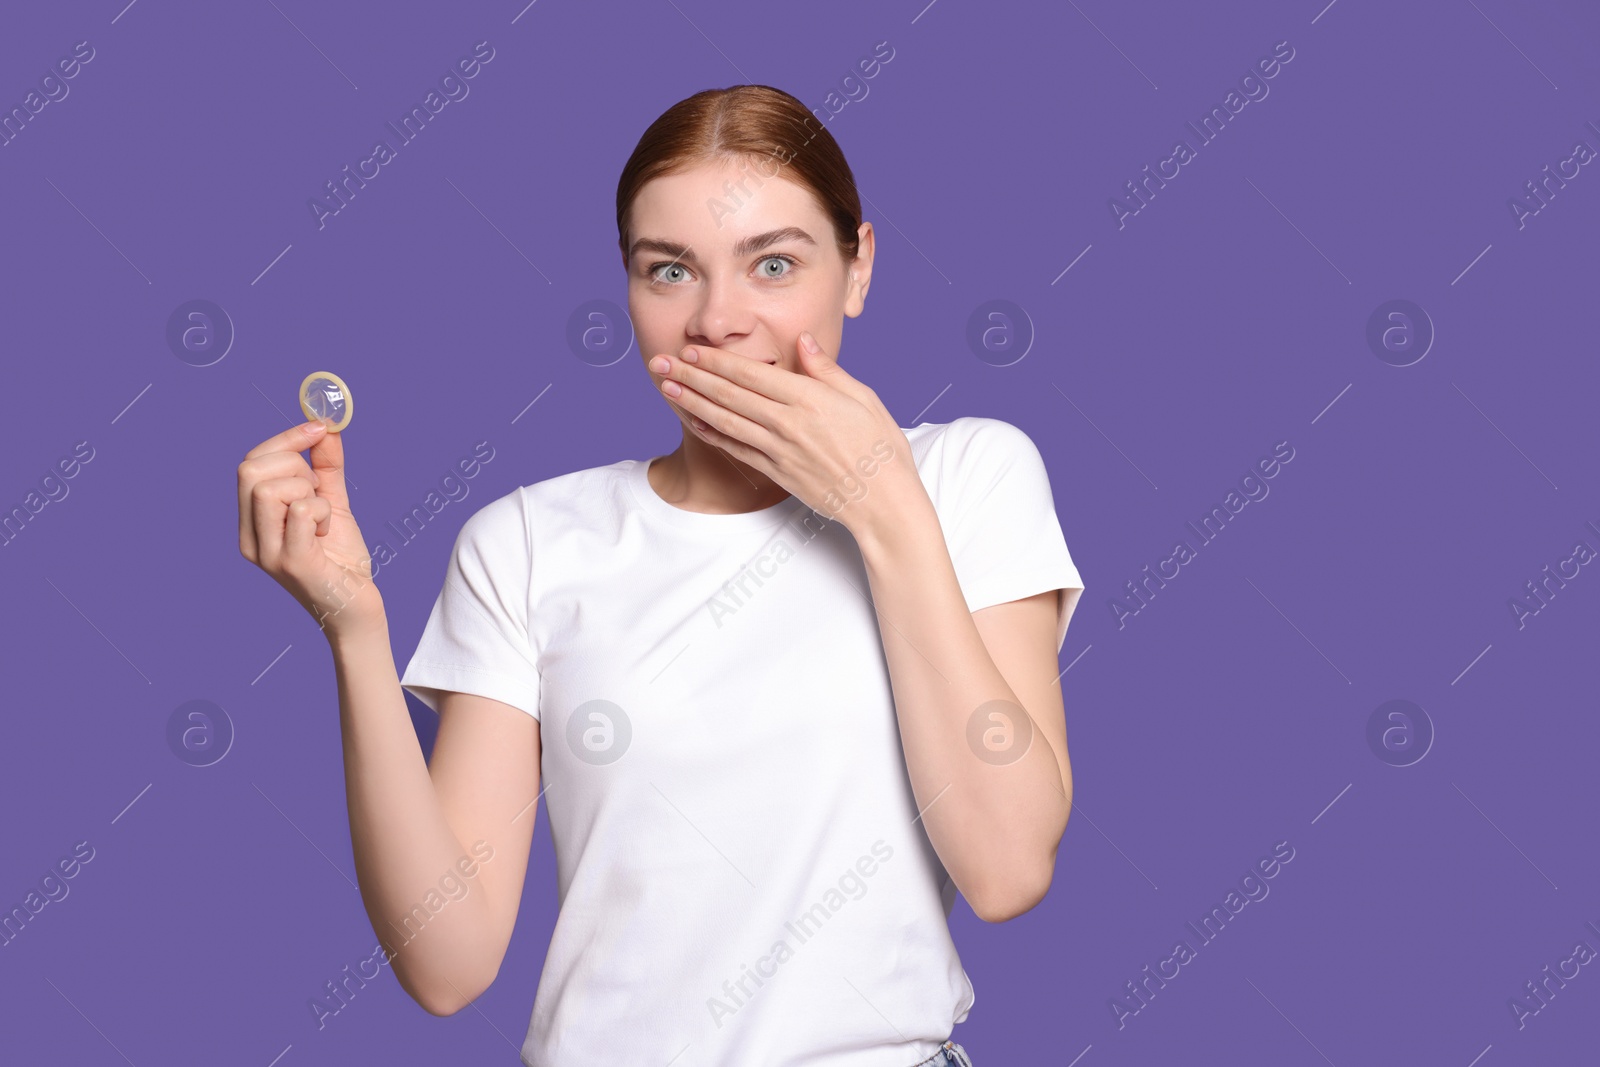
[237,84,1084,1067]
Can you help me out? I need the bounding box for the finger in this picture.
[795,333,875,403]
[308,428,352,513]
[668,382,772,455]
[657,354,780,440]
[670,345,802,408]
[239,452,320,558]
[244,420,328,462]
[240,421,324,559]
[240,450,319,485]
[252,476,317,572]
[282,495,332,563]
[689,412,773,476]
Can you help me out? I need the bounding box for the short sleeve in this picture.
[938,418,1086,653]
[399,488,542,719]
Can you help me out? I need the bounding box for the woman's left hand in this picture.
[647,331,923,536]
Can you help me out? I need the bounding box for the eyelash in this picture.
[646,254,797,287]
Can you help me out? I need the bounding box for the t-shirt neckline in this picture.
[624,455,812,532]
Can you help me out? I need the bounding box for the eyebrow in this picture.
[628,226,817,265]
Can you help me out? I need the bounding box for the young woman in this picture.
[237,84,1084,1067]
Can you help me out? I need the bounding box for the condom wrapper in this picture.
[298,371,353,432]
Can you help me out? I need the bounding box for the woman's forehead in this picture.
[632,164,822,228]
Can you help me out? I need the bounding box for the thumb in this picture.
[306,422,352,510]
[796,331,879,409]
[797,331,841,377]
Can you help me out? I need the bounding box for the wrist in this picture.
[850,480,940,560]
[320,589,389,648]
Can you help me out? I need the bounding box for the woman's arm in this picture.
[329,613,540,1015]
[238,421,537,1012]
[637,340,1074,920]
[852,487,1071,923]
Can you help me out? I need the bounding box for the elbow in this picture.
[392,914,509,1016]
[968,862,1054,924]
[967,786,1069,923]
[418,990,471,1018]
[403,966,498,1018]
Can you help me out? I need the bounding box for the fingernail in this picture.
[304,420,327,434]
[649,356,671,374]
[681,346,699,363]
[801,331,820,353]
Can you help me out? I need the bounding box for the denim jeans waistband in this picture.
[911,1039,973,1067]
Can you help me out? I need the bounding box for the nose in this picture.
[684,275,752,352]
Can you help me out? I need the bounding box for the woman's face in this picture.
[624,157,872,421]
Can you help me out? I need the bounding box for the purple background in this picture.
[3,1,1597,1064]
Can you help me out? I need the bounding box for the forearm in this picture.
[853,493,1070,919]
[327,611,499,1012]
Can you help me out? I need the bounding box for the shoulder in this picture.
[451,485,529,564]
[906,416,1044,477]
[942,416,1036,451]
[455,456,635,551]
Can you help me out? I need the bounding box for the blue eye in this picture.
[645,254,797,286]
[649,262,689,285]
[758,255,796,278]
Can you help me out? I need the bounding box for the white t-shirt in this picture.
[399,416,1085,1067]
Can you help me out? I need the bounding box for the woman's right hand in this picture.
[238,420,383,638]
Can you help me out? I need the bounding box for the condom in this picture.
[298,371,353,432]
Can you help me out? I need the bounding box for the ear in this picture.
[843,222,874,318]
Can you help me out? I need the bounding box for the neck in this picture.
[649,434,790,514]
